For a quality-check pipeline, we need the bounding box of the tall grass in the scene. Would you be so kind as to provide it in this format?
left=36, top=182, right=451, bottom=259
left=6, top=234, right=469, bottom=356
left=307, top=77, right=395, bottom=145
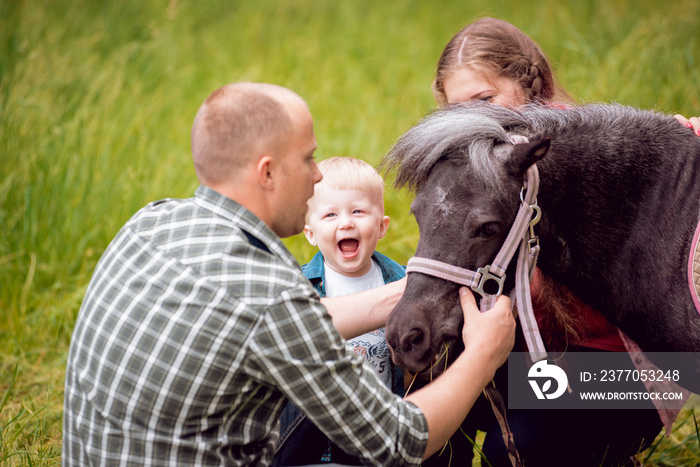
left=1, top=0, right=698, bottom=464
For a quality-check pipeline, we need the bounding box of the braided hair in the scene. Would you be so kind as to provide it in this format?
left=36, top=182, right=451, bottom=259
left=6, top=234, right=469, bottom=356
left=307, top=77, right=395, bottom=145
left=432, top=18, right=569, bottom=107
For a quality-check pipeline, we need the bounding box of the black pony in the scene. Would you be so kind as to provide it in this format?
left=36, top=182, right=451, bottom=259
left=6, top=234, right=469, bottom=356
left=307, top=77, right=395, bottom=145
left=382, top=102, right=700, bottom=391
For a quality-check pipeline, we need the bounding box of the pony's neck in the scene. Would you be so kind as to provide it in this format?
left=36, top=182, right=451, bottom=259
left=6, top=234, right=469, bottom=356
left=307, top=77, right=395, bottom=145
left=533, top=114, right=700, bottom=296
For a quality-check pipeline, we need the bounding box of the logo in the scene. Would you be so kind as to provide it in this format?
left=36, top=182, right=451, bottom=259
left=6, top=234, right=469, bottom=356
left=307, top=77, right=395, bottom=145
left=528, top=360, right=568, bottom=400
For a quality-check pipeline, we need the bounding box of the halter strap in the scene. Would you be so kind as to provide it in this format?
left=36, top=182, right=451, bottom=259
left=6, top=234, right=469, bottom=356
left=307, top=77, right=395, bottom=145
left=406, top=165, right=547, bottom=362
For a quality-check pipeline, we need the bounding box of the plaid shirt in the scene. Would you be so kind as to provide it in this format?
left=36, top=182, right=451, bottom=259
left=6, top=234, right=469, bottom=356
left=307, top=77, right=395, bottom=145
left=63, top=185, right=427, bottom=466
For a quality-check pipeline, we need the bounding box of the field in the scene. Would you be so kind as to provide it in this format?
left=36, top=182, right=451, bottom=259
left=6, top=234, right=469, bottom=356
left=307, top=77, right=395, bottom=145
left=1, top=0, right=699, bottom=464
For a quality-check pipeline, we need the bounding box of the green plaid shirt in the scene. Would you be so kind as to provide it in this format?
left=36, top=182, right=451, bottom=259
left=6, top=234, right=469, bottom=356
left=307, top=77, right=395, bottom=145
left=63, top=185, right=427, bottom=466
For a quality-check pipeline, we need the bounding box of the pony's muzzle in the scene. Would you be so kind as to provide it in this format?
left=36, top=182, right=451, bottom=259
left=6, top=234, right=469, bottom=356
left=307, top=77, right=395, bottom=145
left=387, top=321, right=433, bottom=373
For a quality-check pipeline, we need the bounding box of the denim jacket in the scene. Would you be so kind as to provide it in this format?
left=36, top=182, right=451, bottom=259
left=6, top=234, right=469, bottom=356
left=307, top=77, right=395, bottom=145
left=273, top=251, right=406, bottom=466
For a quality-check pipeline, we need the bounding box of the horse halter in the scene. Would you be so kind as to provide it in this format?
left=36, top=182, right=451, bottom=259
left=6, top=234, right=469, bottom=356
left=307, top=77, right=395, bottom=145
left=405, top=165, right=548, bottom=363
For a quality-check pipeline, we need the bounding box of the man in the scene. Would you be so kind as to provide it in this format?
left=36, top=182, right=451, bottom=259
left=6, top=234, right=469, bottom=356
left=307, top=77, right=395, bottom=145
left=63, top=82, right=515, bottom=466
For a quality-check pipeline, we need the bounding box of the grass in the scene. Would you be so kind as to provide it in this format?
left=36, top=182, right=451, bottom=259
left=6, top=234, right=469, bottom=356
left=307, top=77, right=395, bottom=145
left=1, top=0, right=699, bottom=464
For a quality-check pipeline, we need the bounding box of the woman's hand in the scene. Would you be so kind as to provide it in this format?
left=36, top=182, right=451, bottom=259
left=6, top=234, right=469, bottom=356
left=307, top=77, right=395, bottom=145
left=674, top=114, right=700, bottom=136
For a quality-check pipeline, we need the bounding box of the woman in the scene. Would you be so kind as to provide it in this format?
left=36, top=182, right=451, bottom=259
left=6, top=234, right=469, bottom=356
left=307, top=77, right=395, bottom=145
left=419, top=17, right=698, bottom=467
left=433, top=18, right=699, bottom=132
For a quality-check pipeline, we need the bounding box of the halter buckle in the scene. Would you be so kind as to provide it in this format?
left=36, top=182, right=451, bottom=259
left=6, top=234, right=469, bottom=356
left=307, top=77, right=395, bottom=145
left=471, top=266, right=505, bottom=298
left=529, top=205, right=541, bottom=238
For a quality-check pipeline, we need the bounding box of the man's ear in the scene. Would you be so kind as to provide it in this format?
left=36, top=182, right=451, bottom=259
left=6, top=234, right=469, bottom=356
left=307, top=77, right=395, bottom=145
left=303, top=225, right=317, bottom=245
left=256, top=155, right=275, bottom=189
left=378, top=216, right=390, bottom=239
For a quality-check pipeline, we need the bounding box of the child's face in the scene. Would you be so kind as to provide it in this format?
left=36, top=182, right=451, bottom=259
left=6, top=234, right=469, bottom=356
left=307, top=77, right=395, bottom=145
left=304, top=187, right=390, bottom=277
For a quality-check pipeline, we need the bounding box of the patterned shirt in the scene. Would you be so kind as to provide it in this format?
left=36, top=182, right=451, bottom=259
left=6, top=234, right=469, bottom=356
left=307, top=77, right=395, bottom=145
left=62, top=185, right=428, bottom=466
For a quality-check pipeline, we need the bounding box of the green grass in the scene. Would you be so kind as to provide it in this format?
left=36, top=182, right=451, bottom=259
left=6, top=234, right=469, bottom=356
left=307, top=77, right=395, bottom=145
left=1, top=0, right=699, bottom=464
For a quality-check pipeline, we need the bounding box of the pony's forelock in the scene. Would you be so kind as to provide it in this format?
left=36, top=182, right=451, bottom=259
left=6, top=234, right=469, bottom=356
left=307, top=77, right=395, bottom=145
left=381, top=104, right=518, bottom=192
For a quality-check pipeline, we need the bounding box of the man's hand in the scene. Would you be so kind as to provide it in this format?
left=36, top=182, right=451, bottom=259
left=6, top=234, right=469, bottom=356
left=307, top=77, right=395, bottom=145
left=459, top=287, right=515, bottom=369
left=408, top=288, right=515, bottom=460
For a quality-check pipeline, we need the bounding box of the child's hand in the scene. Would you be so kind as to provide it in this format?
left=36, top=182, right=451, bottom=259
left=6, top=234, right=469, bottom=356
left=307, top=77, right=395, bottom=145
left=674, top=114, right=700, bottom=136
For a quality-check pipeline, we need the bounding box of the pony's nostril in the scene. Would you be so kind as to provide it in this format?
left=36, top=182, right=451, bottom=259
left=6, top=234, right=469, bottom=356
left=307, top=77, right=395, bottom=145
left=402, top=327, right=427, bottom=352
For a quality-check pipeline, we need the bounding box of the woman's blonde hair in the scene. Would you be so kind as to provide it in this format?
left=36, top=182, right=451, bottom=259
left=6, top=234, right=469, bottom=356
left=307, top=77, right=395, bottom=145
left=432, top=18, right=569, bottom=107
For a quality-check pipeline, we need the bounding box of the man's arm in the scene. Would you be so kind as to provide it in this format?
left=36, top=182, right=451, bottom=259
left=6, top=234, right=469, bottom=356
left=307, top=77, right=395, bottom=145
left=260, top=281, right=512, bottom=465
left=322, top=280, right=514, bottom=459
left=404, top=288, right=515, bottom=460
left=321, top=277, right=406, bottom=339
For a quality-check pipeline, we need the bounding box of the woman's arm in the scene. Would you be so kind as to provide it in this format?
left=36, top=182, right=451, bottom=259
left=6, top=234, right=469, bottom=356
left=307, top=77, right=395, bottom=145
left=321, top=277, right=406, bottom=339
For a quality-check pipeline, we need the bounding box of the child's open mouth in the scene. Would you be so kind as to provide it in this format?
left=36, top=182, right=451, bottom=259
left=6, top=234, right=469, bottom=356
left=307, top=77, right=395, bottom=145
left=338, top=238, right=359, bottom=258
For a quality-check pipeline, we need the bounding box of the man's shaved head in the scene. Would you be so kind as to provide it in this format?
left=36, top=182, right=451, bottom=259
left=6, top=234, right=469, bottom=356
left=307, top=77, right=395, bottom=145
left=191, top=82, right=306, bottom=185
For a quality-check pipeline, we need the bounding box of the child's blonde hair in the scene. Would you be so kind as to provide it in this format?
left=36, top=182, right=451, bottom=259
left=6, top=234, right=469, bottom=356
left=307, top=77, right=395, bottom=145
left=313, top=157, right=385, bottom=205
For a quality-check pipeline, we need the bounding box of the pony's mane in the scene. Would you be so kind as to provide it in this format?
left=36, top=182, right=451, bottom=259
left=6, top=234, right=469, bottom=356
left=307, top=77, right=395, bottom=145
left=381, top=102, right=519, bottom=192
left=381, top=102, right=675, bottom=193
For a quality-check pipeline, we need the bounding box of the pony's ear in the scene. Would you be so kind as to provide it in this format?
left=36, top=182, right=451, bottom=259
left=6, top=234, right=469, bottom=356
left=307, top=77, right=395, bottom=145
left=506, top=137, right=551, bottom=177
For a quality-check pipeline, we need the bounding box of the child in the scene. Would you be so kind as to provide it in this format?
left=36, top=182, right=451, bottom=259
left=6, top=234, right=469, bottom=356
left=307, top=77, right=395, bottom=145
left=273, top=157, right=405, bottom=466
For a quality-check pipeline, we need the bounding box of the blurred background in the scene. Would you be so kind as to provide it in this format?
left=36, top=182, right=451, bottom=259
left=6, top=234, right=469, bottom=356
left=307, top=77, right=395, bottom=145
left=1, top=0, right=698, bottom=464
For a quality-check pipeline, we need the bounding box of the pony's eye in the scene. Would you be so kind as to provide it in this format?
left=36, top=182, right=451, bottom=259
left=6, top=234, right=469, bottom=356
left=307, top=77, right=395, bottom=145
left=478, top=222, right=501, bottom=238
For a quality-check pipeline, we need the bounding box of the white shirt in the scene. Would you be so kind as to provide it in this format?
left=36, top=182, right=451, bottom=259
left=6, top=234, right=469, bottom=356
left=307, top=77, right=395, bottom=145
left=324, top=260, right=393, bottom=388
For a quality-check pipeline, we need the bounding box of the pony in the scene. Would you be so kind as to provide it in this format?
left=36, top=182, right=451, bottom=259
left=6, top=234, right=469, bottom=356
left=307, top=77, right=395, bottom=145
left=381, top=102, right=700, bottom=393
